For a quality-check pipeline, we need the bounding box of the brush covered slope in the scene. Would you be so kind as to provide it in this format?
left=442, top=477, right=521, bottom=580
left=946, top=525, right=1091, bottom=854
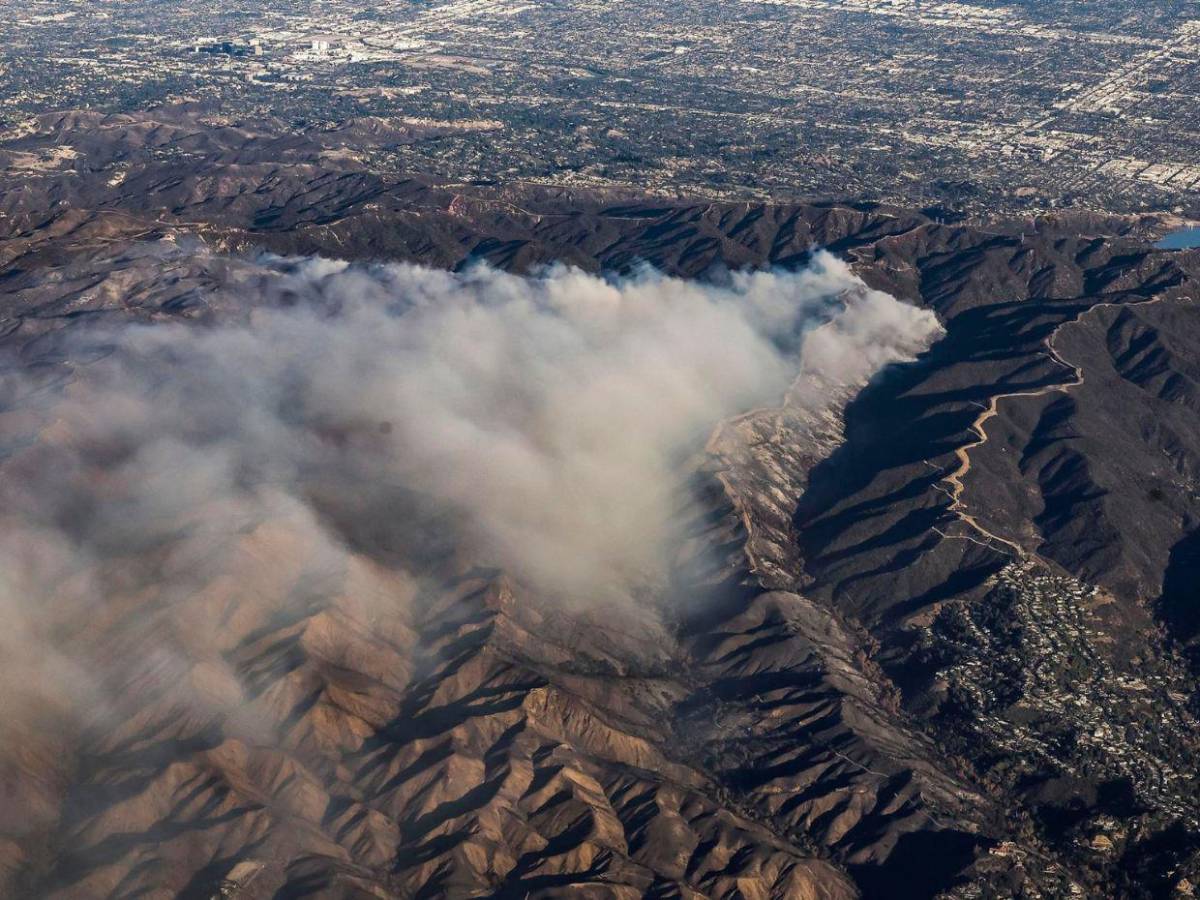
left=2, top=108, right=1200, bottom=900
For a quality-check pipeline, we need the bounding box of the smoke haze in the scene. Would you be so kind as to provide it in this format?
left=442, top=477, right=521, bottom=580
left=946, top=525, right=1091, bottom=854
left=0, top=250, right=941, bottom=721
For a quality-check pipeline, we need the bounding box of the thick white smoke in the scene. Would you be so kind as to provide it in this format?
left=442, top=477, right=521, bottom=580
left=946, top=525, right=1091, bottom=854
left=0, top=250, right=942, bottom=721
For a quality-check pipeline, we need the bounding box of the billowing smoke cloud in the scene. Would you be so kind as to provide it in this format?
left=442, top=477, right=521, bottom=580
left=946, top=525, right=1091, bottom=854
left=0, top=250, right=941, bottom=723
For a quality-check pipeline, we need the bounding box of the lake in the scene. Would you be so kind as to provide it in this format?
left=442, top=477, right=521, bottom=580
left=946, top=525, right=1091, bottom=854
left=1155, top=226, right=1200, bottom=249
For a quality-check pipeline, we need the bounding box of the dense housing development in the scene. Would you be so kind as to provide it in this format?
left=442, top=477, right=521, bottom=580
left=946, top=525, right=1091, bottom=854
left=4, top=2, right=1200, bottom=898
left=4, top=0, right=1200, bottom=217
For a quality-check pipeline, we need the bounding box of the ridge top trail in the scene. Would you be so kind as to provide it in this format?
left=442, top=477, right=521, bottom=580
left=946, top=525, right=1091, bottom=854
left=935, top=293, right=1169, bottom=560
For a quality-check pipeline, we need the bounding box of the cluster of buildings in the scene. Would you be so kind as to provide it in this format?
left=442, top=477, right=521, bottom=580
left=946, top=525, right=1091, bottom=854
left=3, top=0, right=1200, bottom=218
left=930, top=561, right=1199, bottom=833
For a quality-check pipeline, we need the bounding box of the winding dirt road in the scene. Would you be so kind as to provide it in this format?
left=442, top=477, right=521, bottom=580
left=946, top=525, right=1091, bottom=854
left=937, top=293, right=1167, bottom=556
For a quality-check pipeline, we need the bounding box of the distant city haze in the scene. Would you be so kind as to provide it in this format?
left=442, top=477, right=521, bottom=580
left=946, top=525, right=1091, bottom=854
left=3, top=0, right=1200, bottom=217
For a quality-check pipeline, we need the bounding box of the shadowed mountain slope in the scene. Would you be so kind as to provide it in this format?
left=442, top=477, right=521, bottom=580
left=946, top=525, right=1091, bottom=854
left=2, top=107, right=1200, bottom=899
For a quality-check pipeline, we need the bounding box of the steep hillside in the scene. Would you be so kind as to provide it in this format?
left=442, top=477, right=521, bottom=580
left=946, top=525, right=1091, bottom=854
left=2, top=108, right=1200, bottom=899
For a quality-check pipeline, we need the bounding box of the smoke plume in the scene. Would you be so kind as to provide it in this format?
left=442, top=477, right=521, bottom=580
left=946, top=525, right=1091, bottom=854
left=0, top=250, right=941, bottom=721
